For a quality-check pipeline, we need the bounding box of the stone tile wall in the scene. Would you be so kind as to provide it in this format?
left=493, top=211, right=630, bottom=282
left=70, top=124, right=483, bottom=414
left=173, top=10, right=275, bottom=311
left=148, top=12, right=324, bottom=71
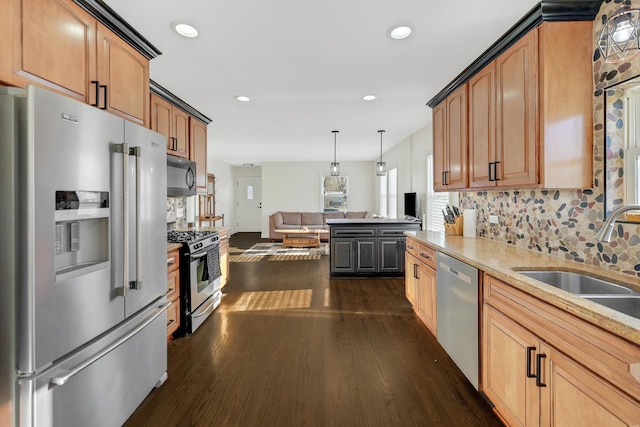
left=459, top=0, right=640, bottom=277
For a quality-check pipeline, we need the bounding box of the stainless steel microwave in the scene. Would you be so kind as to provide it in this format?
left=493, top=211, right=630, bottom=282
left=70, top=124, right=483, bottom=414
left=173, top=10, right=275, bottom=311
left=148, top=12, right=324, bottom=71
left=167, top=154, right=196, bottom=196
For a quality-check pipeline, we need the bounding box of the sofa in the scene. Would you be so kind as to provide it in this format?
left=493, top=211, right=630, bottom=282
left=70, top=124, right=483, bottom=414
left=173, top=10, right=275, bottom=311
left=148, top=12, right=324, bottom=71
left=269, top=211, right=372, bottom=242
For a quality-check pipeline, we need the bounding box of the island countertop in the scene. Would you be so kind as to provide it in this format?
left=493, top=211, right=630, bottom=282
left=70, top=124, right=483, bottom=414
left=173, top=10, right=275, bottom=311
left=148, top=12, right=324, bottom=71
left=326, top=218, right=422, bottom=225
left=406, top=231, right=640, bottom=345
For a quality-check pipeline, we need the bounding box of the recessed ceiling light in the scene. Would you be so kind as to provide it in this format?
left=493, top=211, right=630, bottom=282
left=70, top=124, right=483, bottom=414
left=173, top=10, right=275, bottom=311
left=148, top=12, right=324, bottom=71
left=363, top=95, right=377, bottom=101
left=389, top=25, right=412, bottom=40
left=174, top=23, right=199, bottom=38
left=236, top=96, right=251, bottom=102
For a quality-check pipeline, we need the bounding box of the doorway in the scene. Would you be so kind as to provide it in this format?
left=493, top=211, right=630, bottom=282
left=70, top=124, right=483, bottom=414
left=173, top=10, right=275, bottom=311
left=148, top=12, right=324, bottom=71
left=236, top=176, right=262, bottom=232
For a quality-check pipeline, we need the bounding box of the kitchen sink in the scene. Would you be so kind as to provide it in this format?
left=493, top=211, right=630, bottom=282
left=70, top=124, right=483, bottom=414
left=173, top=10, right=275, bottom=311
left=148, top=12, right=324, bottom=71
left=516, top=270, right=633, bottom=295
left=583, top=296, right=640, bottom=319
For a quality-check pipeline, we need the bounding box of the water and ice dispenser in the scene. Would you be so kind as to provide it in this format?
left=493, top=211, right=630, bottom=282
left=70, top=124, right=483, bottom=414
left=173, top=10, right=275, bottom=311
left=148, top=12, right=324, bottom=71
left=54, top=191, right=110, bottom=282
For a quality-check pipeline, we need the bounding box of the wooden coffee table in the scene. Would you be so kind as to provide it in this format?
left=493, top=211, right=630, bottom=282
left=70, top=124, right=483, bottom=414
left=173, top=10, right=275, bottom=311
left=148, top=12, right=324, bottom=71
left=275, top=228, right=329, bottom=248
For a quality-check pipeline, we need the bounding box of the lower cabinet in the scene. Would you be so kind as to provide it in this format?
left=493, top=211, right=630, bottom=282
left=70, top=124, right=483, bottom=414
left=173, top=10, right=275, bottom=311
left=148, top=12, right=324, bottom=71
left=405, top=237, right=437, bottom=335
left=330, top=238, right=377, bottom=274
left=483, top=275, right=640, bottom=426
left=328, top=223, right=419, bottom=277
left=379, top=237, right=405, bottom=273
left=166, top=248, right=181, bottom=340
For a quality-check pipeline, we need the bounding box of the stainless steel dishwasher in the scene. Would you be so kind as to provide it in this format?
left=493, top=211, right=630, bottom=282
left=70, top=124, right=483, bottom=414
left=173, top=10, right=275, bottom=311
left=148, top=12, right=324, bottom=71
left=436, top=251, right=479, bottom=390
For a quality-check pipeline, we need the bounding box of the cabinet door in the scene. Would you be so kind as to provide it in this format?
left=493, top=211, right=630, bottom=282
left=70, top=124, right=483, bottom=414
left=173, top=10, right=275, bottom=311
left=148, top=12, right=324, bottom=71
left=432, top=102, right=447, bottom=191
left=495, top=29, right=538, bottom=187
left=539, top=343, right=640, bottom=427
left=190, top=118, right=208, bottom=192
left=469, top=63, right=496, bottom=188
left=405, top=253, right=417, bottom=306
left=10, top=0, right=97, bottom=102
left=96, top=24, right=149, bottom=125
left=150, top=94, right=173, bottom=150
left=483, top=305, right=540, bottom=427
left=331, top=239, right=354, bottom=273
left=378, top=238, right=403, bottom=273
left=172, top=108, right=190, bottom=159
left=354, top=239, right=377, bottom=273
left=445, top=85, right=468, bottom=189
left=416, top=262, right=437, bottom=336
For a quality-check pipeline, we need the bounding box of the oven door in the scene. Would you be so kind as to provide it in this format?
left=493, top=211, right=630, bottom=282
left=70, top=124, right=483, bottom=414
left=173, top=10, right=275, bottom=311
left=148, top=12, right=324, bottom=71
left=189, top=249, right=215, bottom=310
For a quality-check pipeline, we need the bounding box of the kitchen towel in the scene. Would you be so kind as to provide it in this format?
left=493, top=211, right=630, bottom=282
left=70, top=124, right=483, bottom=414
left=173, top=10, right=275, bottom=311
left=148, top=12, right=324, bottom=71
left=463, top=209, right=477, bottom=238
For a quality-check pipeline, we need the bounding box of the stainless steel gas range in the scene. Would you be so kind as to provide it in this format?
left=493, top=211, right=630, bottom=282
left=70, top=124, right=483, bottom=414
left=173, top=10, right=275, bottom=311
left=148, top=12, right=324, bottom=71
left=167, top=230, right=222, bottom=334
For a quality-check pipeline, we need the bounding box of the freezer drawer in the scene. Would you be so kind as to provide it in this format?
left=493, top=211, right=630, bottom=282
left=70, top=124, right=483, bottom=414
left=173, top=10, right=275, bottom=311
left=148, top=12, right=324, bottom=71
left=18, top=302, right=169, bottom=427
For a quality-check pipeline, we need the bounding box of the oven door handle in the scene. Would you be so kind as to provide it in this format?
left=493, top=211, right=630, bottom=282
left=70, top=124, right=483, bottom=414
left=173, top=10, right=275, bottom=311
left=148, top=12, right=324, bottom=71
left=191, top=251, right=208, bottom=259
left=192, top=298, right=216, bottom=318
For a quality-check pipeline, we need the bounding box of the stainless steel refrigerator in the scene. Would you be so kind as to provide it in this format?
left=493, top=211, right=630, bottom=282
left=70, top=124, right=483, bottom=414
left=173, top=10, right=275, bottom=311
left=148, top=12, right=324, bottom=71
left=0, top=85, right=169, bottom=427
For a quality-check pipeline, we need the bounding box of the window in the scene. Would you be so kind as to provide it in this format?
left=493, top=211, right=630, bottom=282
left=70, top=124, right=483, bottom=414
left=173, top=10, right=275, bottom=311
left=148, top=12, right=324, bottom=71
left=378, top=168, right=397, bottom=218
left=388, top=168, right=397, bottom=219
left=379, top=174, right=388, bottom=217
left=426, top=154, right=455, bottom=232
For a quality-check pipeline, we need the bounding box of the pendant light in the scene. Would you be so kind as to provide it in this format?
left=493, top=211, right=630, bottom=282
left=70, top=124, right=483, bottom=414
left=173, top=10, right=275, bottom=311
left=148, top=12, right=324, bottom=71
left=330, top=130, right=340, bottom=176
left=376, top=130, right=386, bottom=176
left=598, top=1, right=640, bottom=63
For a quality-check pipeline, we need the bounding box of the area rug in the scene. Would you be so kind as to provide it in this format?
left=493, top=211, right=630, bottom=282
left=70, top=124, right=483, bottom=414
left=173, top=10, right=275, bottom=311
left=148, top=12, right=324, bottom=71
left=231, top=242, right=329, bottom=262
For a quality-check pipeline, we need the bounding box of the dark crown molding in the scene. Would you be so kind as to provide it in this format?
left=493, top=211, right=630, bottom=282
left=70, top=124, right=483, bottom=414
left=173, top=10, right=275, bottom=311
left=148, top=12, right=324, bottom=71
left=150, top=80, right=213, bottom=125
left=426, top=0, right=603, bottom=108
left=73, top=0, right=162, bottom=60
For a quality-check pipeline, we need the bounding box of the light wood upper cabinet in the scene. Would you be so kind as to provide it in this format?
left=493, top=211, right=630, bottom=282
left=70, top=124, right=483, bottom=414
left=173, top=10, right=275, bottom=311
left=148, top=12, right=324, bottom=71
left=434, top=21, right=593, bottom=191
left=151, top=94, right=190, bottom=159
left=495, top=29, right=538, bottom=187
left=173, top=108, right=190, bottom=158
left=433, top=85, right=467, bottom=191
left=469, top=63, right=495, bottom=188
left=5, top=0, right=96, bottom=102
left=96, top=24, right=149, bottom=125
left=3, top=0, right=151, bottom=125
left=432, top=102, right=446, bottom=190
left=190, top=118, right=208, bottom=193
left=150, top=94, right=172, bottom=142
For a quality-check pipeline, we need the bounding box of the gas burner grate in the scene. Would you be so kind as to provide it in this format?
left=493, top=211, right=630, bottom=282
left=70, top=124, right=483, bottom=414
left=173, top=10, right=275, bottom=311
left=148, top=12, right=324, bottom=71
left=167, top=230, right=217, bottom=243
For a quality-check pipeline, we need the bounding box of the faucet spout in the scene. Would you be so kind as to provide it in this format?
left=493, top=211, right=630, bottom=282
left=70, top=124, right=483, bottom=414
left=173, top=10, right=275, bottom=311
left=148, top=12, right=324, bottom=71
left=595, top=204, right=640, bottom=242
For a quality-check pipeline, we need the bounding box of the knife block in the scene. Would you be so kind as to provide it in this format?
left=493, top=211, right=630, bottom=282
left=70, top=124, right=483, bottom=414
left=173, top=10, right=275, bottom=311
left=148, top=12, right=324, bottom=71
left=444, top=216, right=463, bottom=236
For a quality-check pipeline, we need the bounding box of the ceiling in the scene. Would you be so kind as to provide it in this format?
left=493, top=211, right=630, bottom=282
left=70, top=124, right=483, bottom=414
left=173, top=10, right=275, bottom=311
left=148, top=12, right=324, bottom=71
left=104, top=0, right=540, bottom=166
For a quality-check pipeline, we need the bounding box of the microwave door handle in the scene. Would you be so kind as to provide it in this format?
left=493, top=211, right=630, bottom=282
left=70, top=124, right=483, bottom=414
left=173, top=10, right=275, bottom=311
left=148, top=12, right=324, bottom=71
left=129, top=146, right=142, bottom=290
left=186, top=166, right=195, bottom=190
left=114, top=144, right=129, bottom=297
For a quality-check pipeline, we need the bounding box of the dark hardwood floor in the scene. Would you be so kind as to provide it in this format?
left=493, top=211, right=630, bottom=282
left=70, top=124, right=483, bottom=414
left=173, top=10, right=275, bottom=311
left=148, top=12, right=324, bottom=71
left=125, top=232, right=502, bottom=426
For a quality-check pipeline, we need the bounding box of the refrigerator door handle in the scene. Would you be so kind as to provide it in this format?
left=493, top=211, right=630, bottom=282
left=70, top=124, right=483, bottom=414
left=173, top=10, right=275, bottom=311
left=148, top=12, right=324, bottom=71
left=114, top=143, right=129, bottom=297
left=129, top=146, right=142, bottom=291
left=49, top=302, right=171, bottom=387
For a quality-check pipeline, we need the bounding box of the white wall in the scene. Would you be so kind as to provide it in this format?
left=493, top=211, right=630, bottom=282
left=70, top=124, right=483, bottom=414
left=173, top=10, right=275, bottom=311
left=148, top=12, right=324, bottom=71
left=261, top=161, right=375, bottom=238
left=374, top=123, right=433, bottom=218
left=207, top=157, right=237, bottom=234
left=208, top=124, right=432, bottom=237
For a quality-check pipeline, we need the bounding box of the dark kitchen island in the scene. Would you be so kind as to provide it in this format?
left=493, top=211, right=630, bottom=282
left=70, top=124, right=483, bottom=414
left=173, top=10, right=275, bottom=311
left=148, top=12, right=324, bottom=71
left=326, top=218, right=421, bottom=277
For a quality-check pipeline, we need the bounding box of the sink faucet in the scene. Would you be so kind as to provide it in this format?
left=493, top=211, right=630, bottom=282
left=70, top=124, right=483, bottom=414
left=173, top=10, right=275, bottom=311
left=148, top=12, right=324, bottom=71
left=595, top=204, right=640, bottom=242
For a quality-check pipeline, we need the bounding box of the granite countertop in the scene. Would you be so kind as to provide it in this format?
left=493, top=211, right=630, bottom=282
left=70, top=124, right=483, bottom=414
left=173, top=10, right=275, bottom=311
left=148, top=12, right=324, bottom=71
left=326, top=218, right=422, bottom=225
left=175, top=226, right=230, bottom=233
left=406, top=231, right=640, bottom=345
left=167, top=242, right=182, bottom=252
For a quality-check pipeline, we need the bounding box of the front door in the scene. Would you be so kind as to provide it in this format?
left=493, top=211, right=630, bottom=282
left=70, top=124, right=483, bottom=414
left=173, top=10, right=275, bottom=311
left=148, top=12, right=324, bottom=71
left=236, top=176, right=262, bottom=232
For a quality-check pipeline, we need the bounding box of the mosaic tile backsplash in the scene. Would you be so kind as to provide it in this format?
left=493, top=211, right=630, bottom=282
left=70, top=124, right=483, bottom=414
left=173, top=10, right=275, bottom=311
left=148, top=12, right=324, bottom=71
left=459, top=0, right=640, bottom=277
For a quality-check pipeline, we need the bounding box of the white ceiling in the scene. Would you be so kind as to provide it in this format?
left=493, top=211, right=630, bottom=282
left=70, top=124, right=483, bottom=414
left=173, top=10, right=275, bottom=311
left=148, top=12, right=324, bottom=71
left=104, top=0, right=540, bottom=166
